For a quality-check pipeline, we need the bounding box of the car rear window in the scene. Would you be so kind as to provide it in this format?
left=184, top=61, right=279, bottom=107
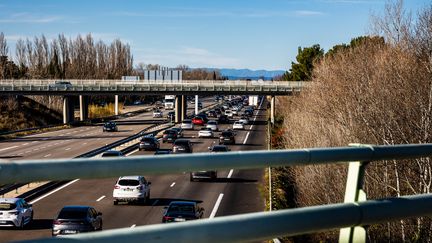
left=118, top=179, right=140, bottom=186
left=212, top=146, right=228, bottom=152
left=168, top=205, right=194, bottom=213
left=222, top=132, right=232, bottom=136
left=174, top=140, right=189, bottom=146
left=0, top=203, right=16, bottom=210
left=142, top=137, right=154, bottom=142
left=58, top=209, right=88, bottom=219
left=183, top=120, right=191, bottom=124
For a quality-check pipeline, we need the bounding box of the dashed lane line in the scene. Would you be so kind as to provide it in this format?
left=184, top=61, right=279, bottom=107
left=96, top=196, right=106, bottom=202
left=210, top=193, right=224, bottom=219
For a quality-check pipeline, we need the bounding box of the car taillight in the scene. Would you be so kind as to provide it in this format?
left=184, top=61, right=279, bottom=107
left=163, top=134, right=167, bottom=137
left=163, top=216, right=173, bottom=221
left=53, top=220, right=62, bottom=225
left=114, top=185, right=120, bottom=189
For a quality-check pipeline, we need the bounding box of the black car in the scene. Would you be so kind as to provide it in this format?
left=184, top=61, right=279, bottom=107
left=52, top=206, right=102, bottom=236
left=206, top=110, right=217, bottom=118
left=167, top=111, right=175, bottom=120
left=139, top=136, right=160, bottom=151
left=101, top=150, right=124, bottom=157
left=162, top=201, right=204, bottom=223
left=171, top=127, right=184, bottom=138
left=154, top=149, right=172, bottom=155
left=219, top=130, right=236, bottom=145
left=103, top=121, right=118, bottom=132
left=190, top=145, right=230, bottom=181
left=172, top=139, right=193, bottom=153
left=162, top=129, right=179, bottom=143
left=244, top=109, right=253, bottom=117
left=218, top=115, right=230, bottom=124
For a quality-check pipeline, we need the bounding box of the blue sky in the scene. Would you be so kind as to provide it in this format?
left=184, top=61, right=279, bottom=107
left=0, top=0, right=429, bottom=70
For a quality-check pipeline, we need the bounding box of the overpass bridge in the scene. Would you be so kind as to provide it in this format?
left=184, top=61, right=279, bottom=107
left=0, top=79, right=305, bottom=124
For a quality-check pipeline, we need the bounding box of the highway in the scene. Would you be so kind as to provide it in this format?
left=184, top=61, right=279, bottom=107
left=0, top=97, right=267, bottom=242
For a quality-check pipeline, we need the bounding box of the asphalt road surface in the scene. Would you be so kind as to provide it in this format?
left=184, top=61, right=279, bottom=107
left=0, top=97, right=267, bottom=242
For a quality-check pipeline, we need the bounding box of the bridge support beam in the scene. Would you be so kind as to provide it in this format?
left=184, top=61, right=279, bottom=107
left=270, top=96, right=275, bottom=125
left=181, top=95, right=187, bottom=121
left=175, top=95, right=181, bottom=123
left=62, top=96, right=74, bottom=124
left=114, top=95, right=119, bottom=116
left=79, top=95, right=89, bottom=121
left=195, top=95, right=199, bottom=115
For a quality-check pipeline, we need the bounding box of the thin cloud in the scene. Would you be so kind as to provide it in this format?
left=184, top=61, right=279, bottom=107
left=294, top=10, right=325, bottom=16
left=0, top=13, right=62, bottom=23
left=320, top=0, right=383, bottom=4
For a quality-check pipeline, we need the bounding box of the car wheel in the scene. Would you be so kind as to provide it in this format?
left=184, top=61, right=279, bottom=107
left=190, top=174, right=195, bottom=182
left=146, top=191, right=151, bottom=201
left=113, top=200, right=118, bottom=205
left=18, top=218, right=24, bottom=229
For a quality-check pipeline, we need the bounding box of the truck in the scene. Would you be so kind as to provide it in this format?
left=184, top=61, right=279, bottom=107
left=248, top=95, right=258, bottom=107
left=164, top=95, right=175, bottom=110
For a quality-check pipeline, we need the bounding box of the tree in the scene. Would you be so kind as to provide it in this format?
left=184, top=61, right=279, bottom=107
left=282, top=44, right=324, bottom=81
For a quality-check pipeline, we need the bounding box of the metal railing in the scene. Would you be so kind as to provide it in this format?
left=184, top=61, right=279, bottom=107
left=2, top=143, right=432, bottom=242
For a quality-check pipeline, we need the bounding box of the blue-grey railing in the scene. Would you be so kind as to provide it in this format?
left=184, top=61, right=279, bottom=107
left=2, top=143, right=431, bottom=242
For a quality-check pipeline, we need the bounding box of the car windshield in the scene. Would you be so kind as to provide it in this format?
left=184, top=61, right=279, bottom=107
left=0, top=203, right=16, bottom=210
left=118, top=179, right=140, bottom=186
left=222, top=132, right=232, bottom=136
left=208, top=121, right=216, bottom=125
left=58, top=209, right=88, bottom=219
left=168, top=205, right=195, bottom=214
left=164, top=130, right=176, bottom=134
left=142, top=138, right=154, bottom=142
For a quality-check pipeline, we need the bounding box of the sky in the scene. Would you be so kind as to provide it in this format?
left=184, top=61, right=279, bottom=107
left=0, top=0, right=429, bottom=70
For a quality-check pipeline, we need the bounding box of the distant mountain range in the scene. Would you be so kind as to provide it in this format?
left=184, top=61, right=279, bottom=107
left=202, top=68, right=285, bottom=80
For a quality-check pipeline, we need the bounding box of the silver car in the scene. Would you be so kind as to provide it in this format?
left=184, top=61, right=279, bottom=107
left=0, top=198, right=33, bottom=228
left=52, top=206, right=102, bottom=236
left=181, top=119, right=194, bottom=130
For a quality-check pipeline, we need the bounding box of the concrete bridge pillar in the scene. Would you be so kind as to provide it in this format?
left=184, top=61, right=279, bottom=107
left=270, top=95, right=275, bottom=125
left=195, top=95, right=199, bottom=115
left=115, top=95, right=119, bottom=116
left=175, top=95, right=182, bottom=123
left=63, top=96, right=75, bottom=124
left=181, top=95, right=187, bottom=121
left=79, top=95, right=89, bottom=121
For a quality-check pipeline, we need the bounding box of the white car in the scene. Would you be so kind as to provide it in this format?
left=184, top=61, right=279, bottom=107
left=225, top=110, right=234, bottom=118
left=153, top=110, right=163, bottom=118
left=181, top=119, right=194, bottom=130
left=206, top=120, right=219, bottom=131
left=233, top=121, right=245, bottom=130
left=0, top=198, right=33, bottom=228
left=239, top=116, right=249, bottom=125
left=113, top=176, right=151, bottom=205
left=198, top=127, right=214, bottom=138
left=231, top=109, right=238, bottom=115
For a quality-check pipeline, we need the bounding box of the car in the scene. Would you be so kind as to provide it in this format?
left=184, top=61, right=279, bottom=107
left=101, top=150, right=124, bottom=157
left=49, top=81, right=72, bottom=89
left=198, top=127, right=214, bottom=138
left=214, top=108, right=222, bottom=116
left=153, top=109, right=163, bottom=118
left=154, top=150, right=172, bottom=155
left=52, top=206, right=102, bottom=236
left=225, top=110, right=234, bottom=118
left=162, top=129, right=179, bottom=143
left=218, top=115, right=230, bottom=124
left=239, top=116, right=249, bottom=125
left=190, top=145, right=230, bottom=181
left=209, top=144, right=230, bottom=152
left=181, top=119, right=194, bottom=130
left=139, top=136, right=160, bottom=151
left=167, top=111, right=175, bottom=121
left=206, top=120, right=219, bottom=131
left=113, top=175, right=151, bottom=205
left=162, top=201, right=204, bottom=223
left=192, top=116, right=205, bottom=126
left=198, top=102, right=203, bottom=109
left=244, top=109, right=253, bottom=117
left=103, top=121, right=118, bottom=132
left=0, top=198, right=33, bottom=228
left=172, top=139, right=193, bottom=153
left=171, top=127, right=184, bottom=138
left=206, top=110, right=217, bottom=118
left=219, top=130, right=236, bottom=145
left=233, top=121, right=245, bottom=130
left=195, top=113, right=209, bottom=123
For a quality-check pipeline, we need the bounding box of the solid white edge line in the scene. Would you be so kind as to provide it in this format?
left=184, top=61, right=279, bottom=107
left=0, top=146, right=19, bottom=152
left=170, top=182, right=176, bottom=187
left=96, top=195, right=106, bottom=202
left=30, top=179, right=80, bottom=204
left=227, top=169, right=234, bottom=178
left=125, top=149, right=139, bottom=156
left=209, top=193, right=224, bottom=219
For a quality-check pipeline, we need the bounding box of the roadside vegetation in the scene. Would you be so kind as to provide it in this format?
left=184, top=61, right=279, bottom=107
left=88, top=103, right=124, bottom=119
left=271, top=1, right=432, bottom=241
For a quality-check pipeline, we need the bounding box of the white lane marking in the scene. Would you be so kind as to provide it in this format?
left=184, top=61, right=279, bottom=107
left=22, top=143, right=29, bottom=146
left=0, top=146, right=18, bottom=152
left=41, top=138, right=48, bottom=140
left=44, top=154, right=51, bottom=158
left=131, top=224, right=136, bottom=228
left=170, top=182, right=176, bottom=187
left=210, top=193, right=224, bottom=219
left=30, top=179, right=80, bottom=204
left=243, top=132, right=250, bottom=144
left=152, top=199, right=159, bottom=206
left=96, top=195, right=106, bottom=202
left=17, top=153, right=23, bottom=155
left=227, top=169, right=234, bottom=178
left=31, top=141, right=38, bottom=143
left=65, top=148, right=71, bottom=151
left=125, top=149, right=139, bottom=156
left=83, top=142, right=87, bottom=145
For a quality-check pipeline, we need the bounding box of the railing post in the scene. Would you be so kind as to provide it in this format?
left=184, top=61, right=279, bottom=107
left=339, top=143, right=370, bottom=243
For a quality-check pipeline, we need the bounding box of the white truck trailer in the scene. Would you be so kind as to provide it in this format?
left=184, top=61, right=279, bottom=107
left=164, top=95, right=175, bottom=110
